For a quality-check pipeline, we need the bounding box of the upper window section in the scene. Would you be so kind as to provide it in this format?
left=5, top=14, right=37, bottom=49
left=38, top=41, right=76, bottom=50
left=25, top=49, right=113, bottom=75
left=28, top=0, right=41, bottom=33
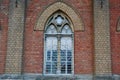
left=55, top=15, right=64, bottom=25
left=46, top=25, right=57, bottom=34
left=61, top=25, right=72, bottom=34
left=45, top=12, right=72, bottom=34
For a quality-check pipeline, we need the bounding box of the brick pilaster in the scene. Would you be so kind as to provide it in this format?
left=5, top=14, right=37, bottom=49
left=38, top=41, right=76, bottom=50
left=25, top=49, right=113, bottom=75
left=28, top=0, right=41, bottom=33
left=5, top=0, right=25, bottom=74
left=94, top=0, right=112, bottom=75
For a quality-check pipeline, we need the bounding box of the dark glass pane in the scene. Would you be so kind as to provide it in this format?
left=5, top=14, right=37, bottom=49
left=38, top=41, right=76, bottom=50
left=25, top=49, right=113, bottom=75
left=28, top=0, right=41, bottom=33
left=67, top=57, right=71, bottom=61
left=61, top=57, right=66, bottom=61
left=46, top=62, right=51, bottom=73
left=67, top=50, right=72, bottom=61
left=61, top=50, right=66, bottom=61
left=67, top=62, right=72, bottom=74
left=46, top=62, right=51, bottom=69
left=67, top=50, right=72, bottom=56
left=52, top=62, right=57, bottom=74
left=46, top=69, right=51, bottom=74
left=61, top=62, right=66, bottom=74
left=53, top=50, right=57, bottom=56
left=61, top=50, right=66, bottom=56
left=47, top=51, right=51, bottom=61
left=52, top=50, right=57, bottom=61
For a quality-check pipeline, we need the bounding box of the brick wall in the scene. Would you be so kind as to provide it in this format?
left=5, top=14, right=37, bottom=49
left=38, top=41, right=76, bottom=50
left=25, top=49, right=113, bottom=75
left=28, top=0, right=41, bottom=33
left=110, top=0, right=120, bottom=75
left=1, top=0, right=120, bottom=79
left=0, top=0, right=9, bottom=74
left=24, top=0, right=94, bottom=74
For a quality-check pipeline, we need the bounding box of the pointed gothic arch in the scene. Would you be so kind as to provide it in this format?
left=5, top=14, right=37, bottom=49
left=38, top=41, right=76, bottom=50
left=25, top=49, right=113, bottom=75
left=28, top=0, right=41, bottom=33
left=34, top=2, right=84, bottom=31
left=117, top=17, right=120, bottom=32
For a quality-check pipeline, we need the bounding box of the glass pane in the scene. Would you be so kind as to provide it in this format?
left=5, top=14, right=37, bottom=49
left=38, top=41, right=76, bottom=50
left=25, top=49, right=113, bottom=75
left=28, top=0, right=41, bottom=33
left=46, top=62, right=51, bottom=74
left=46, top=37, right=57, bottom=50
left=55, top=15, right=63, bottom=25
left=61, top=62, right=66, bottom=74
left=67, top=50, right=72, bottom=56
left=46, top=25, right=57, bottom=34
left=67, top=62, right=72, bottom=74
left=61, top=37, right=72, bottom=50
left=47, top=51, right=51, bottom=61
left=61, top=50, right=66, bottom=61
left=52, top=62, right=57, bottom=74
left=61, top=25, right=72, bottom=34
left=67, top=50, right=72, bottom=61
left=52, top=50, right=57, bottom=61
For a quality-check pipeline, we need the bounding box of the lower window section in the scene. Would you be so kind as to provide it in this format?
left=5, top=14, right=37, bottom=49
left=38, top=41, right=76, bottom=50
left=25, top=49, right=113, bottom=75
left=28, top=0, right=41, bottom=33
left=46, top=62, right=72, bottom=74
left=46, top=62, right=57, bottom=74
left=61, top=62, right=72, bottom=74
left=45, top=50, right=72, bottom=74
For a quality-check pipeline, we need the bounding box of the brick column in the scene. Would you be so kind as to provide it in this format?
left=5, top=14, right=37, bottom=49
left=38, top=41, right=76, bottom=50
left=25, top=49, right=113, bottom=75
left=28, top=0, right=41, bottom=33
left=94, top=0, right=112, bottom=79
left=5, top=0, right=25, bottom=74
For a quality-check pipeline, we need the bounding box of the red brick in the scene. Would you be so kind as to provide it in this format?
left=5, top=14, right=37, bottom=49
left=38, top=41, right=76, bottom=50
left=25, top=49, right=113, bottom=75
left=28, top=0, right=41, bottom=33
left=0, top=0, right=9, bottom=74
left=110, top=0, right=120, bottom=74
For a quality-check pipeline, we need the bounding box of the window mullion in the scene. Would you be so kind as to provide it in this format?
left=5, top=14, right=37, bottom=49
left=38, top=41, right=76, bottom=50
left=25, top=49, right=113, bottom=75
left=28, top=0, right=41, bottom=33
left=57, top=34, right=61, bottom=74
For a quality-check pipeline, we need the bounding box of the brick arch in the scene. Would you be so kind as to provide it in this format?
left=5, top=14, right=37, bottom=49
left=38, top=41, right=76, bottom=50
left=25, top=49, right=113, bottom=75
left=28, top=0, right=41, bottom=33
left=34, top=2, right=84, bottom=31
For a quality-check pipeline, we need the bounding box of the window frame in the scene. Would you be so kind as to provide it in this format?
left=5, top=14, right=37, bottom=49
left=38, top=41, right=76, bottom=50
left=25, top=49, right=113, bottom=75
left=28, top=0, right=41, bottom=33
left=43, top=12, right=74, bottom=75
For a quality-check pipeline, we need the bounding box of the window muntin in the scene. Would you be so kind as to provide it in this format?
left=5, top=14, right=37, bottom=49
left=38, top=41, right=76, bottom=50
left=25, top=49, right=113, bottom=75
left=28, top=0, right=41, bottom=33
left=44, top=12, right=73, bottom=75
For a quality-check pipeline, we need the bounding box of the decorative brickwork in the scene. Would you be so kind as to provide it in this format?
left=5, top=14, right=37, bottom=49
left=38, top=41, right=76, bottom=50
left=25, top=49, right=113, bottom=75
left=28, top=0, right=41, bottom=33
left=5, top=0, right=25, bottom=74
left=94, top=0, right=112, bottom=75
left=34, top=2, right=84, bottom=31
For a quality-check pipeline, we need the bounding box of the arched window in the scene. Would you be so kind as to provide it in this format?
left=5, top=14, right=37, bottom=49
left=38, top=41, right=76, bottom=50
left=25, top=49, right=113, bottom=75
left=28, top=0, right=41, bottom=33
left=117, top=17, right=120, bottom=32
left=44, top=12, right=74, bottom=75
